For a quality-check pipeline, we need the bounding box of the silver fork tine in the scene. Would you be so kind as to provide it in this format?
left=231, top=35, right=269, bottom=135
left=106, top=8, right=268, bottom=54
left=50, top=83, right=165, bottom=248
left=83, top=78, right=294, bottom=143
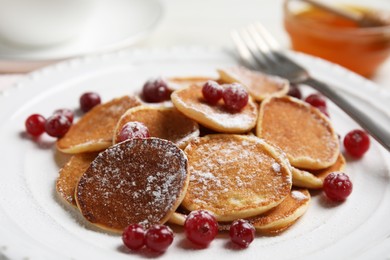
left=253, top=22, right=281, bottom=51
left=231, top=30, right=257, bottom=70
left=239, top=28, right=269, bottom=67
left=247, top=24, right=278, bottom=63
left=232, top=29, right=269, bottom=71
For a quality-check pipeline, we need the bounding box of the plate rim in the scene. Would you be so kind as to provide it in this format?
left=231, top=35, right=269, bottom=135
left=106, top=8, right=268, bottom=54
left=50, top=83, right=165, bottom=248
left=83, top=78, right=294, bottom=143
left=0, top=46, right=389, bottom=260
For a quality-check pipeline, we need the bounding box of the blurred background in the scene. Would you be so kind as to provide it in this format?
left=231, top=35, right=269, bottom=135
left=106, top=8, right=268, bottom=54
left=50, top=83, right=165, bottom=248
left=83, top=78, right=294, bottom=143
left=0, top=0, right=389, bottom=86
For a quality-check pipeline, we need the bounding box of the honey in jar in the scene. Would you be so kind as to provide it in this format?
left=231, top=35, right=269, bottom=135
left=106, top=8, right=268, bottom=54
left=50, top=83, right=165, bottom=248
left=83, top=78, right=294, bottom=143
left=284, top=1, right=390, bottom=77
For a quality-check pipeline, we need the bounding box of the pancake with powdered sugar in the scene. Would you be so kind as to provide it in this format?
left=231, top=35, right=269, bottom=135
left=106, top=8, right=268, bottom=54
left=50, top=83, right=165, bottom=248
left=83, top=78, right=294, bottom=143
left=75, top=138, right=189, bottom=233
left=218, top=66, right=289, bottom=101
left=169, top=189, right=310, bottom=235
left=171, top=85, right=258, bottom=134
left=182, top=134, right=292, bottom=222
left=56, top=152, right=99, bottom=207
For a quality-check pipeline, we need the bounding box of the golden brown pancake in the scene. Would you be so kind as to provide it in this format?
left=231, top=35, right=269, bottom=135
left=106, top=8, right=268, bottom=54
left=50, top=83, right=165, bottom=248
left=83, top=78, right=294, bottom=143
left=257, top=96, right=339, bottom=170
left=218, top=66, right=289, bottom=101
left=168, top=210, right=245, bottom=232
left=168, top=206, right=190, bottom=226
left=292, top=153, right=347, bottom=189
left=291, top=167, right=323, bottom=189
left=182, top=134, right=292, bottom=221
left=113, top=106, right=199, bottom=148
left=249, top=189, right=310, bottom=234
left=312, top=153, right=346, bottom=181
left=170, top=189, right=310, bottom=235
left=75, top=138, right=189, bottom=233
left=57, top=96, right=141, bottom=154
left=56, top=152, right=99, bottom=207
left=171, top=85, right=258, bottom=133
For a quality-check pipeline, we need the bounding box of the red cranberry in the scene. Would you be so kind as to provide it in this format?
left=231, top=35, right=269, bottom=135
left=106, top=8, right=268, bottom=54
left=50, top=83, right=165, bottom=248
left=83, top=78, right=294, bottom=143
left=144, top=225, right=174, bottom=252
left=287, top=84, right=302, bottom=99
left=202, top=80, right=223, bottom=105
left=229, top=219, right=255, bottom=248
left=118, top=122, right=150, bottom=142
left=80, top=92, right=101, bottom=112
left=142, top=77, right=171, bottom=103
left=323, top=172, right=353, bottom=201
left=222, top=83, right=249, bottom=112
left=316, top=105, right=329, bottom=117
left=122, top=224, right=146, bottom=250
left=343, top=129, right=370, bottom=158
left=54, top=108, right=74, bottom=123
left=25, top=114, right=46, bottom=137
left=45, top=114, right=71, bottom=138
left=305, top=93, right=326, bottom=108
left=184, top=210, right=218, bottom=247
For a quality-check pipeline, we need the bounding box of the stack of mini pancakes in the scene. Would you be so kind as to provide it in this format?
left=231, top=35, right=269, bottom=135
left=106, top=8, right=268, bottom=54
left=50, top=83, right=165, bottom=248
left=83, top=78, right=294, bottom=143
left=56, top=66, right=343, bottom=235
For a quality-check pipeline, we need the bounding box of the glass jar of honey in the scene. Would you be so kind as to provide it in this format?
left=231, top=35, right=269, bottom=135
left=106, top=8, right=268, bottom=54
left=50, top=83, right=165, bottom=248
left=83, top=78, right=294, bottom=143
left=283, top=0, right=390, bottom=77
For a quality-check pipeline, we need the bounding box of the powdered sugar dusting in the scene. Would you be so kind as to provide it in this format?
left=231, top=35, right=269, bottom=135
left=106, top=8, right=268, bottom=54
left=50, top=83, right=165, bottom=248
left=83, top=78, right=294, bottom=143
left=184, top=135, right=292, bottom=214
left=291, top=190, right=308, bottom=201
left=272, top=162, right=281, bottom=173
left=77, top=138, right=188, bottom=230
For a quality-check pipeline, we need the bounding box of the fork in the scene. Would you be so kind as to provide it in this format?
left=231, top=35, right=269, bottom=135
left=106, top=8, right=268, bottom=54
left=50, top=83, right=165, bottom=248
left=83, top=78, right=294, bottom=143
left=231, top=22, right=390, bottom=152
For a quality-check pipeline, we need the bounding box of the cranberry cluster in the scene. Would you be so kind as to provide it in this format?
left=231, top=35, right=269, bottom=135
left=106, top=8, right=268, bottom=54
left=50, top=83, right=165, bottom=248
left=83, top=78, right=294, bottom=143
left=25, top=110, right=73, bottom=138
left=184, top=210, right=255, bottom=248
left=202, top=81, right=249, bottom=112
left=122, top=224, right=174, bottom=253
left=24, top=92, right=101, bottom=138
left=122, top=210, right=256, bottom=253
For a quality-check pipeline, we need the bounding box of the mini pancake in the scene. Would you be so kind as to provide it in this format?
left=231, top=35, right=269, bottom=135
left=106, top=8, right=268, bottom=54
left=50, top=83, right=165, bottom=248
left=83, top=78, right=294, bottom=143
left=312, top=153, right=346, bottom=180
left=169, top=210, right=236, bottom=232
left=257, top=96, right=339, bottom=170
left=171, top=85, right=258, bottom=133
left=292, top=153, right=346, bottom=189
left=248, top=189, right=310, bottom=234
left=56, top=152, right=99, bottom=207
left=182, top=134, right=292, bottom=222
left=291, top=167, right=323, bottom=189
left=57, top=96, right=141, bottom=154
left=168, top=206, right=190, bottom=226
left=170, top=189, right=310, bottom=235
left=113, top=106, right=199, bottom=149
left=167, top=76, right=215, bottom=91
left=218, top=66, right=289, bottom=101
left=168, top=208, right=238, bottom=232
left=75, top=138, right=189, bottom=233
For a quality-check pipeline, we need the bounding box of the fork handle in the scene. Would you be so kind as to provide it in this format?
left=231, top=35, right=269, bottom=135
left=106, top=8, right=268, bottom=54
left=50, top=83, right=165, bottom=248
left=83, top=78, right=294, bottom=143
left=302, top=77, right=390, bottom=152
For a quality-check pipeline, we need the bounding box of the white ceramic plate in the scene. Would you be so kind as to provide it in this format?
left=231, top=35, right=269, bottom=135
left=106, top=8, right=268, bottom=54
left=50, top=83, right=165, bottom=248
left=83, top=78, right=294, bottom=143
left=0, top=48, right=389, bottom=260
left=0, top=0, right=162, bottom=72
